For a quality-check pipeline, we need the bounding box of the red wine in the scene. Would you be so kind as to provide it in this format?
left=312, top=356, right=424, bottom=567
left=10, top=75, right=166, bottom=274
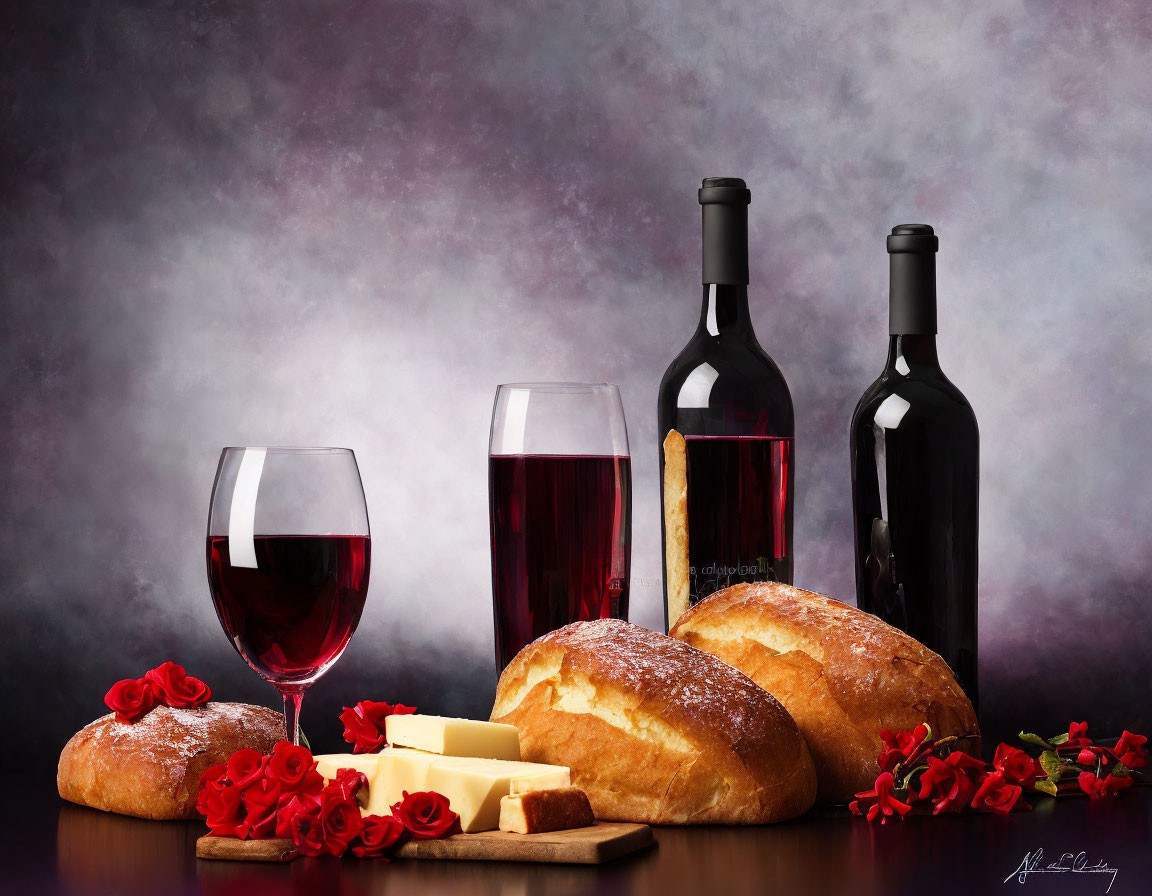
left=684, top=436, right=793, bottom=602
left=489, top=454, right=631, bottom=670
left=658, top=178, right=794, bottom=627
left=206, top=535, right=371, bottom=684
left=851, top=225, right=978, bottom=705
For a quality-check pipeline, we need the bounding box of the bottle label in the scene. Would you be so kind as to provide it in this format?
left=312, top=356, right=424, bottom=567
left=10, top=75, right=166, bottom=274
left=690, top=558, right=784, bottom=605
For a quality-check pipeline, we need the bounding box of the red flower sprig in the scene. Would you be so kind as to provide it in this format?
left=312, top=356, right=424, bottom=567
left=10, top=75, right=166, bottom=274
left=339, top=700, right=417, bottom=754
left=104, top=662, right=211, bottom=722
left=196, top=738, right=459, bottom=859
left=1022, top=721, right=1147, bottom=798
left=852, top=721, right=1146, bottom=823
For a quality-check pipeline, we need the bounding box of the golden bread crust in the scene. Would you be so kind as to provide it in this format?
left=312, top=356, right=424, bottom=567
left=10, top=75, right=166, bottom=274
left=670, top=583, right=979, bottom=802
left=490, top=618, right=816, bottom=824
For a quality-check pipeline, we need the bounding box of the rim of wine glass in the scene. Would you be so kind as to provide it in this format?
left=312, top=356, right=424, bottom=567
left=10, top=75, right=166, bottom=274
left=220, top=446, right=357, bottom=454
left=496, top=382, right=619, bottom=393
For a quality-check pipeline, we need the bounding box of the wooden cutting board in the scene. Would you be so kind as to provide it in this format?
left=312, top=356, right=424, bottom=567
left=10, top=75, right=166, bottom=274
left=197, top=822, right=654, bottom=865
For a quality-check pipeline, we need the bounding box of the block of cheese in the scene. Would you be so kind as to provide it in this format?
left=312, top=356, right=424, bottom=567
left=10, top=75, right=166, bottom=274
left=384, top=714, right=521, bottom=761
left=425, top=757, right=571, bottom=832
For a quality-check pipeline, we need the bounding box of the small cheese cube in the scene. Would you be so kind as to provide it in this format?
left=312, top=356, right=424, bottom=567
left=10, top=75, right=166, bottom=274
left=384, top=714, right=521, bottom=761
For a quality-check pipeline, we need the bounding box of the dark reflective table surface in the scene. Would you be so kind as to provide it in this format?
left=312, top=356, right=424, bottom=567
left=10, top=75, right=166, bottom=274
left=6, top=777, right=1150, bottom=895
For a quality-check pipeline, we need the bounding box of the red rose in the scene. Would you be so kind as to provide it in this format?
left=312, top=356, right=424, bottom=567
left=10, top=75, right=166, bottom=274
left=993, top=743, right=1039, bottom=789
left=104, top=677, right=159, bottom=723
left=877, top=724, right=931, bottom=773
left=970, top=771, right=1027, bottom=814
left=1080, top=771, right=1135, bottom=798
left=144, top=661, right=211, bottom=708
left=391, top=790, right=460, bottom=839
left=332, top=767, right=371, bottom=807
left=275, top=790, right=321, bottom=839
left=317, top=789, right=364, bottom=856
left=197, top=779, right=246, bottom=837
left=1077, top=747, right=1100, bottom=766
left=1066, top=721, right=1092, bottom=748
left=238, top=778, right=281, bottom=839
left=1114, top=730, right=1147, bottom=769
left=292, top=811, right=326, bottom=857
left=267, top=741, right=323, bottom=795
left=340, top=701, right=418, bottom=754
left=917, top=753, right=983, bottom=814
left=850, top=772, right=913, bottom=824
left=351, top=814, right=406, bottom=858
left=1102, top=775, right=1134, bottom=796
left=225, top=749, right=267, bottom=791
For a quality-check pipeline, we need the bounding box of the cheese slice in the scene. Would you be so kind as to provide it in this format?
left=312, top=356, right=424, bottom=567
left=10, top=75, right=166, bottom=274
left=509, top=766, right=572, bottom=794
left=384, top=714, right=521, bottom=760
left=313, top=753, right=381, bottom=783
left=425, top=757, right=571, bottom=832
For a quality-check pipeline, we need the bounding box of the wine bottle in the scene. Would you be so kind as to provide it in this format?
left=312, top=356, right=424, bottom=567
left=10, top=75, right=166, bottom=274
left=850, top=224, right=979, bottom=705
left=657, top=177, right=795, bottom=631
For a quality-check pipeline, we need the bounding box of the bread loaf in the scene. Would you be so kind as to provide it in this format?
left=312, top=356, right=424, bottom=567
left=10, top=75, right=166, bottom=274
left=58, top=703, right=284, bottom=819
left=670, top=583, right=979, bottom=803
left=490, top=618, right=816, bottom=824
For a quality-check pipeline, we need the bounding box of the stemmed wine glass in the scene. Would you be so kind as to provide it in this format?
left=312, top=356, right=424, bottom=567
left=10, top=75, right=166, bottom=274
left=207, top=447, right=371, bottom=744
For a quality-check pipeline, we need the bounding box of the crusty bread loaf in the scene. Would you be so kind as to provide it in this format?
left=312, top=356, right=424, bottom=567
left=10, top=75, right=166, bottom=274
left=58, top=703, right=284, bottom=819
left=669, top=583, right=979, bottom=803
left=490, top=618, right=817, bottom=824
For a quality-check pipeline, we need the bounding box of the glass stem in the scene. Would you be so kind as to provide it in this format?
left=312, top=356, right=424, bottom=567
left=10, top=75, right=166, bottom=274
left=281, top=689, right=304, bottom=745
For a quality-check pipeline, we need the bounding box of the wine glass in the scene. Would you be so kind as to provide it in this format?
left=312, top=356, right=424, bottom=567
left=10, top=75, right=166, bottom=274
left=206, top=447, right=371, bottom=744
left=488, top=383, right=631, bottom=671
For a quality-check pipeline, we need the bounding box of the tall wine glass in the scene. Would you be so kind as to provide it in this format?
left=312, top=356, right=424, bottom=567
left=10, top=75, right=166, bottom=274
left=207, top=447, right=371, bottom=744
left=488, top=383, right=631, bottom=671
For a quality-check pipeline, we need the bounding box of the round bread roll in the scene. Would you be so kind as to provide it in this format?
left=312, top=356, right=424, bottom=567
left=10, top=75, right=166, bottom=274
left=58, top=702, right=284, bottom=820
left=670, top=583, right=979, bottom=803
left=490, top=618, right=817, bottom=824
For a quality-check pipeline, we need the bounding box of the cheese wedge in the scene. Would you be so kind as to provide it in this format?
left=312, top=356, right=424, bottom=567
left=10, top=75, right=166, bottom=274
left=384, top=714, right=521, bottom=760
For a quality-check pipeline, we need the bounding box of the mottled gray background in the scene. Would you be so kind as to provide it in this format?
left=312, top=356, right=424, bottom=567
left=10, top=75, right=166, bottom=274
left=3, top=0, right=1151, bottom=772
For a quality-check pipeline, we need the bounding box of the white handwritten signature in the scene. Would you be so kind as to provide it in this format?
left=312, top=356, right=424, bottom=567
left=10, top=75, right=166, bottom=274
left=1005, top=849, right=1119, bottom=894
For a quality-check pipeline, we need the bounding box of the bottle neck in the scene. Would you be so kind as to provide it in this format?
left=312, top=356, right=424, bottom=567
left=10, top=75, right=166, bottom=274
left=697, top=283, right=754, bottom=338
left=888, top=251, right=937, bottom=335
left=886, top=334, right=940, bottom=371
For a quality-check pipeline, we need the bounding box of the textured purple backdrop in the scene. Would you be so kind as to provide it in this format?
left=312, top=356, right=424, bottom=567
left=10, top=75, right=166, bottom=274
left=3, top=0, right=1151, bottom=769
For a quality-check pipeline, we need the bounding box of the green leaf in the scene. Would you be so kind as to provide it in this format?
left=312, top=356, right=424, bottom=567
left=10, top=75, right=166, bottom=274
left=298, top=728, right=312, bottom=751
left=1035, top=779, right=1059, bottom=797
left=1019, top=732, right=1052, bottom=749
left=1039, top=750, right=1064, bottom=784
left=1112, top=761, right=1131, bottom=778
left=1050, top=733, right=1069, bottom=745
